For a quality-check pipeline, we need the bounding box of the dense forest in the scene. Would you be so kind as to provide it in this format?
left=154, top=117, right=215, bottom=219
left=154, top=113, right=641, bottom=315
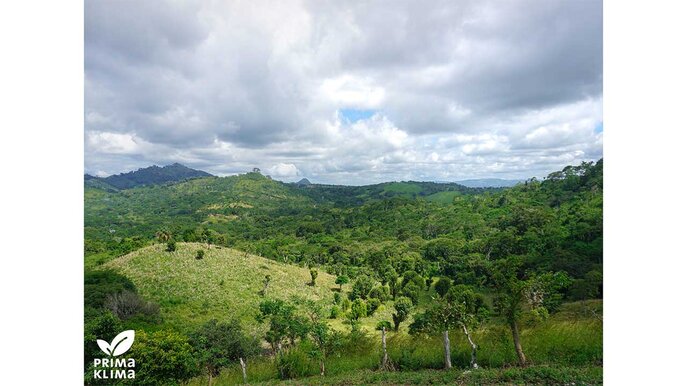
left=84, top=159, right=602, bottom=385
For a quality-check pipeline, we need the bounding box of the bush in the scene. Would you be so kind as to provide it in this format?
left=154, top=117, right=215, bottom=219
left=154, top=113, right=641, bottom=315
left=195, top=249, right=205, bottom=260
left=349, top=275, right=376, bottom=300
left=340, top=298, right=351, bottom=311
left=402, top=283, right=421, bottom=305
left=130, top=330, right=199, bottom=385
left=166, top=241, right=176, bottom=252
left=367, top=298, right=381, bottom=316
left=277, top=346, right=318, bottom=379
left=350, top=298, right=367, bottom=321
left=104, top=290, right=160, bottom=321
left=333, top=292, right=341, bottom=304
left=330, top=305, right=341, bottom=319
left=368, top=285, right=391, bottom=301
left=434, top=277, right=452, bottom=297
left=189, top=319, right=259, bottom=377
left=84, top=270, right=136, bottom=309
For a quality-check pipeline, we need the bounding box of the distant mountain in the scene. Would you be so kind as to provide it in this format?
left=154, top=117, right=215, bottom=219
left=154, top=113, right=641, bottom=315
left=456, top=178, right=523, bottom=188
left=295, top=178, right=312, bottom=186
left=85, top=163, right=213, bottom=190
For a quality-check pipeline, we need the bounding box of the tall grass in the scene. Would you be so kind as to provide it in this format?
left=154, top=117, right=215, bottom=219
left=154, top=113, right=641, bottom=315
left=188, top=304, right=602, bottom=384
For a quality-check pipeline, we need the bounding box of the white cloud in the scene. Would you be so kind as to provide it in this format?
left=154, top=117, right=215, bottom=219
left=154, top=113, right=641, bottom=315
left=85, top=0, right=602, bottom=183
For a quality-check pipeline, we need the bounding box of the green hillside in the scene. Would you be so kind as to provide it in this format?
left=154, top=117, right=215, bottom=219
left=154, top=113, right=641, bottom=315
left=102, top=242, right=341, bottom=332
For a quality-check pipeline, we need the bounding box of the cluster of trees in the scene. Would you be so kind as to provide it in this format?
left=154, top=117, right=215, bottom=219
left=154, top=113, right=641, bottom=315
left=83, top=160, right=602, bottom=383
left=86, top=160, right=602, bottom=306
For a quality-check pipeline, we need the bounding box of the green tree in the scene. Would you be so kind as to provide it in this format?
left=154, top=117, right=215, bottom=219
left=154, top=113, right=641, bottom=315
left=392, top=297, right=413, bottom=331
left=434, top=277, right=452, bottom=297
left=349, top=274, right=375, bottom=300
left=310, top=268, right=319, bottom=286
left=130, top=330, right=198, bottom=386
left=189, top=319, right=258, bottom=383
left=335, top=275, right=349, bottom=291
left=256, top=299, right=309, bottom=355
left=411, top=285, right=489, bottom=369
left=488, top=256, right=570, bottom=367
left=349, top=298, right=367, bottom=321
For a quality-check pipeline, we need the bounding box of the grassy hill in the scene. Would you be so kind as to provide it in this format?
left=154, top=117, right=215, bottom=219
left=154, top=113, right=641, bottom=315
left=102, top=243, right=342, bottom=333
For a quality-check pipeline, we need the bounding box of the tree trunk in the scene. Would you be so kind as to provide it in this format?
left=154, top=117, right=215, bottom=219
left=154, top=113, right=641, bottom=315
left=207, top=367, right=213, bottom=386
left=442, top=330, right=452, bottom=369
left=320, top=360, right=325, bottom=376
left=381, top=327, right=389, bottom=369
left=239, top=358, right=247, bottom=384
left=510, top=319, right=527, bottom=366
left=462, top=324, right=479, bottom=369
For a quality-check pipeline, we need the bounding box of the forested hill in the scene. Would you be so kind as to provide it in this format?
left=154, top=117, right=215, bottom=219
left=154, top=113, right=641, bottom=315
left=85, top=163, right=213, bottom=190
left=85, top=159, right=602, bottom=303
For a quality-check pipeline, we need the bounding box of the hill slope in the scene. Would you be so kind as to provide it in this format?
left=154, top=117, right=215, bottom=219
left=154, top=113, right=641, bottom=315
left=102, top=243, right=341, bottom=332
left=88, top=163, right=213, bottom=189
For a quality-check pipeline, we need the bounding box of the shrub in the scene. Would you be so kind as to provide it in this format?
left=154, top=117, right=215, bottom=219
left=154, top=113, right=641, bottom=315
left=104, top=290, right=160, bottom=321
left=130, top=330, right=199, bottom=385
left=189, top=319, right=259, bottom=378
left=310, top=268, right=318, bottom=286
left=196, top=249, right=205, bottom=260
left=330, top=305, right=341, bottom=319
left=84, top=270, right=136, bottom=309
left=349, top=298, right=367, bottom=321
left=392, top=297, right=413, bottom=331
left=166, top=241, right=176, bottom=252
left=333, top=292, right=341, bottom=304
left=349, top=275, right=376, bottom=300
left=368, top=285, right=391, bottom=301
left=434, top=277, right=452, bottom=297
left=402, top=283, right=421, bottom=305
left=340, top=298, right=351, bottom=311
left=367, top=298, right=381, bottom=316
left=277, top=346, right=318, bottom=379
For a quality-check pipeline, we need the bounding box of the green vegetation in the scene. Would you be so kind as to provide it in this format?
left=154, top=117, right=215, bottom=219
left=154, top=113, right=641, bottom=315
left=101, top=243, right=338, bottom=330
left=84, top=160, right=603, bottom=385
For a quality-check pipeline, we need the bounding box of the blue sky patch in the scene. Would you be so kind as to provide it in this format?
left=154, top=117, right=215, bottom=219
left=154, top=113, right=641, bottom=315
left=339, top=108, right=376, bottom=123
left=594, top=122, right=603, bottom=133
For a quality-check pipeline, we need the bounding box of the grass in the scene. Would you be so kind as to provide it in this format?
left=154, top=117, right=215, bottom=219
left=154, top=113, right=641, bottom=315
left=425, top=191, right=462, bottom=204
left=270, top=365, right=603, bottom=385
left=187, top=300, right=602, bottom=385
left=102, top=242, right=345, bottom=333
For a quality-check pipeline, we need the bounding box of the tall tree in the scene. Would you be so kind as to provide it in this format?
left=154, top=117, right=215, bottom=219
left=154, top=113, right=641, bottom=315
left=488, top=256, right=569, bottom=366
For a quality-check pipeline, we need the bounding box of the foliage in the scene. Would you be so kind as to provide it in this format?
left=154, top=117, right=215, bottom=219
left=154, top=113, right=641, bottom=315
left=349, top=275, right=376, bottom=300
left=189, top=319, right=258, bottom=377
left=103, top=290, right=160, bottom=321
left=84, top=269, right=136, bottom=309
left=195, top=249, right=204, bottom=260
left=128, top=330, right=198, bottom=385
left=166, top=241, right=176, bottom=252
left=392, top=297, right=413, bottom=331
left=310, top=268, right=319, bottom=286
left=434, top=277, right=452, bottom=297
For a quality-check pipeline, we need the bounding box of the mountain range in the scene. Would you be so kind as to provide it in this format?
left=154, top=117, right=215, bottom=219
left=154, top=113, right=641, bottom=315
left=84, top=163, right=213, bottom=190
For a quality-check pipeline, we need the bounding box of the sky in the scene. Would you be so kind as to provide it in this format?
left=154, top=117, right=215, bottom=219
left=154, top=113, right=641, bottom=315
left=85, top=0, right=602, bottom=185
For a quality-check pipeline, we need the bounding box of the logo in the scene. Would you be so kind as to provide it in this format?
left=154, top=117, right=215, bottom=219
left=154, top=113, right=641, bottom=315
left=93, top=330, right=136, bottom=380
left=97, top=330, right=135, bottom=356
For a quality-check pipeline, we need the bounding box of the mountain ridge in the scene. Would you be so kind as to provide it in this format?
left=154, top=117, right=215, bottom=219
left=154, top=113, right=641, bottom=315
left=85, top=163, right=213, bottom=190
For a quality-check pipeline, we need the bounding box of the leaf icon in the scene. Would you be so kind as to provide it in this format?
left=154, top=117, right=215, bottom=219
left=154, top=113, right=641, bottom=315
left=110, top=330, right=135, bottom=356
left=96, top=339, right=112, bottom=356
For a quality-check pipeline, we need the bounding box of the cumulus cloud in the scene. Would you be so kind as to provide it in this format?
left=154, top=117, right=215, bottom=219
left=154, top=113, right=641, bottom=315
left=85, top=0, right=602, bottom=184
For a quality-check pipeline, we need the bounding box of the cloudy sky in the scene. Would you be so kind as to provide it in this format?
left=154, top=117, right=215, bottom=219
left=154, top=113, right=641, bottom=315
left=85, top=0, right=602, bottom=185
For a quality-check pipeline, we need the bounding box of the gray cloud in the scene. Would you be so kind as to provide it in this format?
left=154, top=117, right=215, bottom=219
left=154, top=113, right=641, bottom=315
left=85, top=0, right=602, bottom=184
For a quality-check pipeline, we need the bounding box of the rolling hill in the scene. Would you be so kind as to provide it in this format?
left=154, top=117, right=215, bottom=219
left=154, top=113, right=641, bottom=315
left=102, top=242, right=342, bottom=333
